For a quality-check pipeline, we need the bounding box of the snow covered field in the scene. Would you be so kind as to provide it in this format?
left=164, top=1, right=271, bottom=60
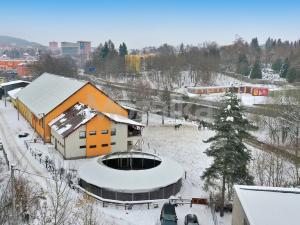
left=0, top=100, right=232, bottom=225
left=197, top=92, right=269, bottom=106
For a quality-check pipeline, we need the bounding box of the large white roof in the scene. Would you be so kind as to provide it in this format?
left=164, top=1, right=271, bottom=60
left=16, top=73, right=88, bottom=118
left=78, top=153, right=184, bottom=193
left=235, top=185, right=300, bottom=225
left=7, top=87, right=23, bottom=99
left=101, top=112, right=145, bottom=127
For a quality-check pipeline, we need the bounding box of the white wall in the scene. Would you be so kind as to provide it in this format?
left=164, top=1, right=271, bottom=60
left=51, top=125, right=86, bottom=159
left=232, top=192, right=249, bottom=225
left=51, top=127, right=65, bottom=157
left=111, top=123, right=127, bottom=152
left=65, top=125, right=86, bottom=159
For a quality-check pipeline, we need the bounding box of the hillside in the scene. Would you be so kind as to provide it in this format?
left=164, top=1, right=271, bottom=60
left=0, top=35, right=44, bottom=47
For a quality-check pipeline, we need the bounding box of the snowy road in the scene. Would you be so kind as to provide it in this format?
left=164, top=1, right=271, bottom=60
left=0, top=101, right=48, bottom=179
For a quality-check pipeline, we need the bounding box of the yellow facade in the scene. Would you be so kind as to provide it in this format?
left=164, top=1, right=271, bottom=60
left=125, top=55, right=142, bottom=73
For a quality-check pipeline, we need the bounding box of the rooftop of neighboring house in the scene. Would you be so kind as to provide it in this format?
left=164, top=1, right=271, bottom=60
left=234, top=185, right=300, bottom=225
left=0, top=80, right=30, bottom=87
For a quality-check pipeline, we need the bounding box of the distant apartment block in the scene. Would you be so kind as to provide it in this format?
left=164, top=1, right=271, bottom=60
left=78, top=41, right=91, bottom=56
left=60, top=41, right=91, bottom=67
left=61, top=42, right=79, bottom=56
left=78, top=41, right=91, bottom=67
left=49, top=41, right=59, bottom=53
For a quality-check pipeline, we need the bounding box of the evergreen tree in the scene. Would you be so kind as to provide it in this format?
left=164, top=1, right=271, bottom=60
left=272, top=58, right=283, bottom=73
left=100, top=42, right=109, bottom=59
left=202, top=91, right=255, bottom=217
left=119, top=42, right=128, bottom=57
left=280, top=58, right=289, bottom=78
left=250, top=59, right=262, bottom=79
left=250, top=37, right=260, bottom=51
left=236, top=54, right=250, bottom=76
left=286, top=68, right=299, bottom=83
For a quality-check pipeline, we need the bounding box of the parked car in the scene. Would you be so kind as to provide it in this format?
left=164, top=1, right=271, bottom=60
left=0, top=138, right=3, bottom=150
left=184, top=214, right=199, bottom=225
left=160, top=203, right=178, bottom=225
left=18, top=132, right=29, bottom=138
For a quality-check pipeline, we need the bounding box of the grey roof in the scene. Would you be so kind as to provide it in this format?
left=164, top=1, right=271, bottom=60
left=49, top=103, right=97, bottom=138
left=16, top=73, right=88, bottom=118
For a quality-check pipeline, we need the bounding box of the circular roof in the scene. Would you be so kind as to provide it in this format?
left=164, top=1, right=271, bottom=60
left=78, top=151, right=184, bottom=193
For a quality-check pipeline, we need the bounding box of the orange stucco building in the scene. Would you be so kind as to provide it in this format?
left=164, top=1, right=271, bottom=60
left=15, top=73, right=143, bottom=158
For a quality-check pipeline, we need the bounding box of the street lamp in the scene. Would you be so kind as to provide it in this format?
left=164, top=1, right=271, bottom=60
left=4, top=85, right=7, bottom=107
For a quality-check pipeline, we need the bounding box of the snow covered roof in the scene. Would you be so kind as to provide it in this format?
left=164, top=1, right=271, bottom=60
left=16, top=73, right=88, bottom=118
left=101, top=112, right=145, bottom=127
left=234, top=185, right=300, bottom=225
left=49, top=102, right=144, bottom=138
left=120, top=104, right=143, bottom=112
left=78, top=152, right=184, bottom=193
left=0, top=80, right=30, bottom=87
left=49, top=103, right=97, bottom=138
left=7, top=87, right=23, bottom=99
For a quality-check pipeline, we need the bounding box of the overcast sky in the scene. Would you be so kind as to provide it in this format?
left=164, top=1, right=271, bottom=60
left=1, top=0, right=300, bottom=49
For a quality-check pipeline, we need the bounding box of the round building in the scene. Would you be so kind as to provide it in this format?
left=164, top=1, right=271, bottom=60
left=78, top=151, right=184, bottom=201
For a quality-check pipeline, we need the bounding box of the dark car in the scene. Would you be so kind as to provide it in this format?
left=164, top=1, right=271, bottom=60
left=18, top=132, right=29, bottom=138
left=184, top=214, right=199, bottom=225
left=160, top=203, right=178, bottom=225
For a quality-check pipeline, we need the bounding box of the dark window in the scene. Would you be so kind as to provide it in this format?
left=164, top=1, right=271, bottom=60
left=79, top=131, right=86, bottom=139
left=111, top=142, right=116, bottom=145
left=89, top=131, right=96, bottom=135
left=89, top=145, right=96, bottom=148
left=111, top=128, right=116, bottom=136
left=79, top=145, right=86, bottom=149
left=101, top=130, right=108, bottom=134
left=102, top=144, right=109, bottom=147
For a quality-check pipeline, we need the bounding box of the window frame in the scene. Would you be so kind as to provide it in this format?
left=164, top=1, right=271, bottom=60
left=111, top=128, right=116, bottom=136
left=89, top=130, right=96, bottom=135
left=101, top=130, right=109, bottom=134
left=79, top=131, right=86, bottom=139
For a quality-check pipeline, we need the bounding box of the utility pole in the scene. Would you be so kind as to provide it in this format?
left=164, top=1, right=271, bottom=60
left=11, top=165, right=16, bottom=225
left=43, top=113, right=45, bottom=144
left=4, top=85, right=7, bottom=107
left=17, top=97, right=19, bottom=121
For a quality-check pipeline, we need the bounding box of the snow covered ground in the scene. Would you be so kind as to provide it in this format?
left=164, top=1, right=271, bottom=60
left=0, top=100, right=231, bottom=225
left=261, top=67, right=285, bottom=82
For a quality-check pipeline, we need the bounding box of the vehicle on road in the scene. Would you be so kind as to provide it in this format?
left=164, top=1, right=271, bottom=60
left=160, top=203, right=178, bottom=225
left=18, top=132, right=29, bottom=138
left=184, top=214, right=199, bottom=225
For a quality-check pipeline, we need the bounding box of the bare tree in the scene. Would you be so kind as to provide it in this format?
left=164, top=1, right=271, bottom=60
left=252, top=151, right=286, bottom=187
left=0, top=175, right=43, bottom=225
